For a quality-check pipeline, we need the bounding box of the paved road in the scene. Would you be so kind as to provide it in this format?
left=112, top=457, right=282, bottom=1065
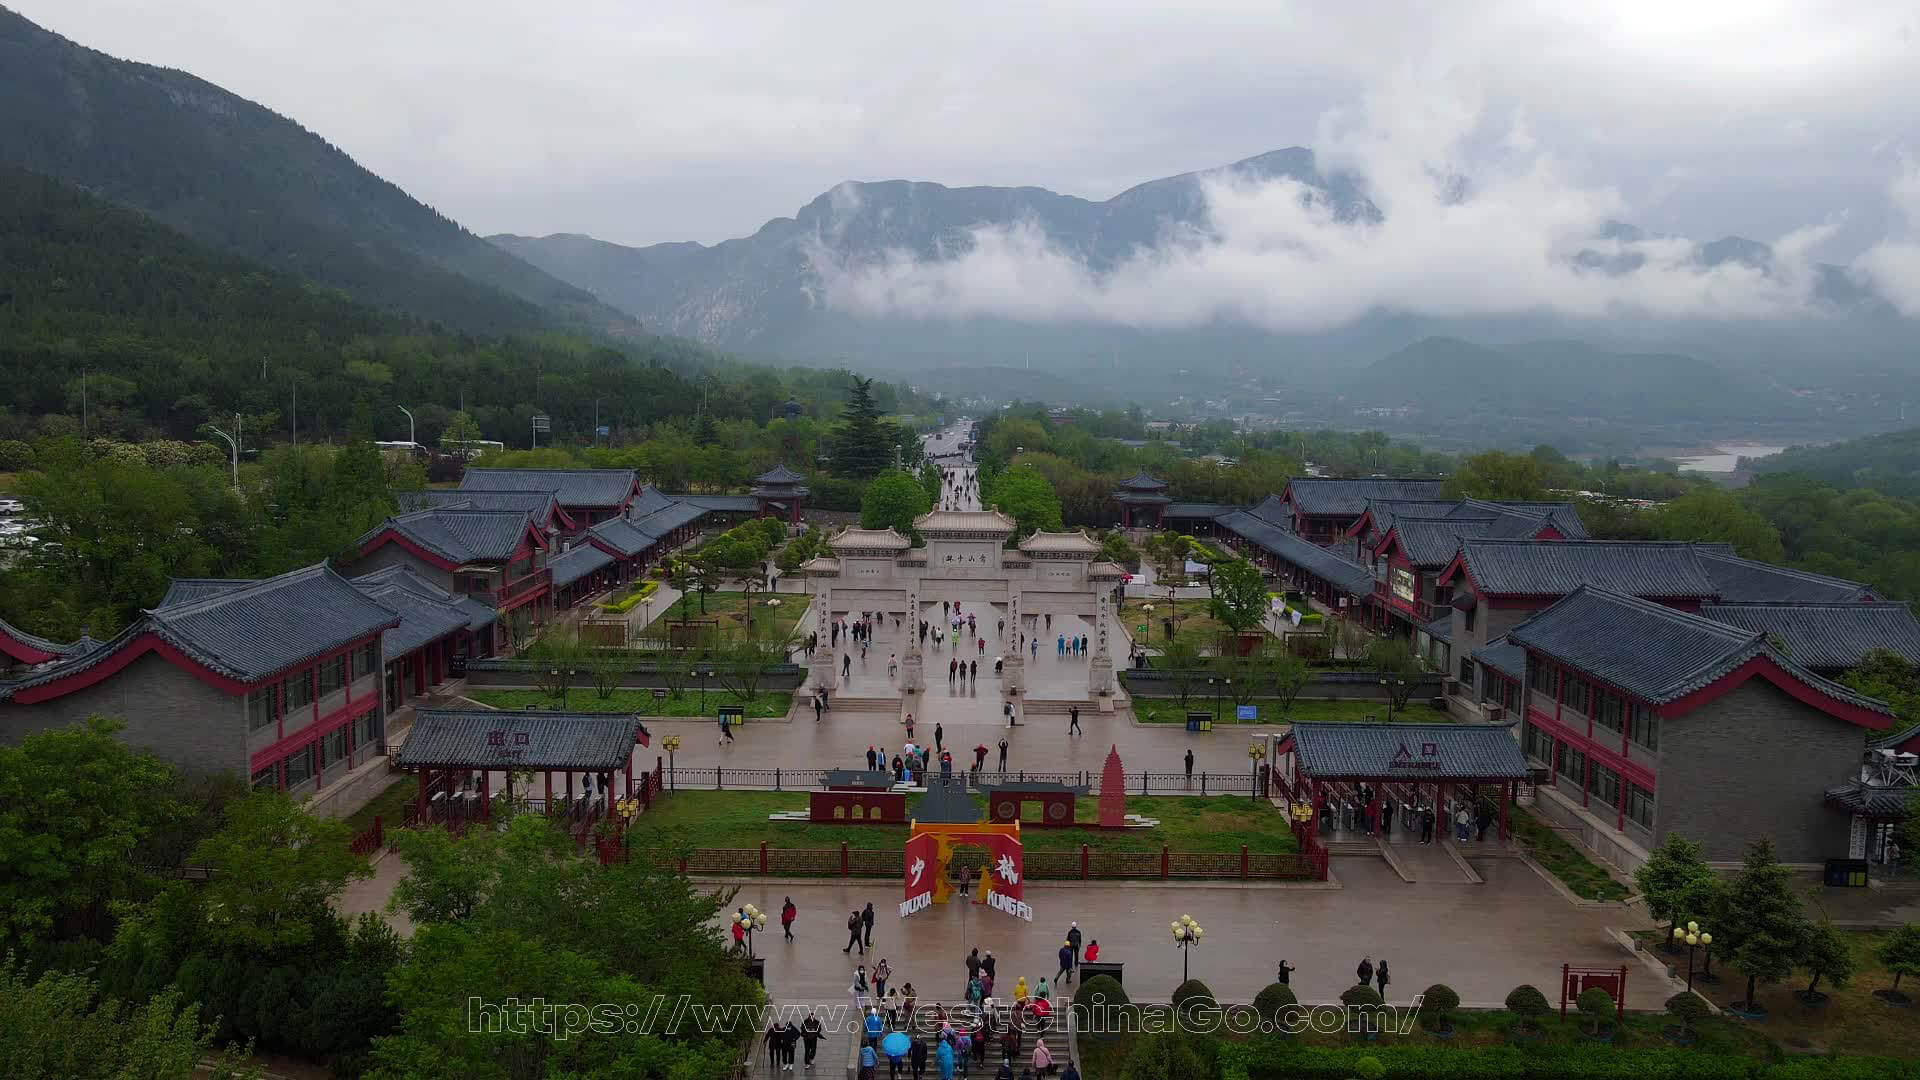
left=728, top=855, right=1658, bottom=1011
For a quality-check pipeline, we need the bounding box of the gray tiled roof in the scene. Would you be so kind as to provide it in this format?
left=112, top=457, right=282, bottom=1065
left=156, top=579, right=255, bottom=608
left=1421, top=613, right=1453, bottom=644
left=1354, top=499, right=1459, bottom=539
left=1473, top=638, right=1526, bottom=682
left=1451, top=540, right=1720, bottom=598
left=1699, top=602, right=1920, bottom=670
left=362, top=508, right=538, bottom=564
left=677, top=494, right=762, bottom=513
left=1507, top=586, right=1893, bottom=714
left=1163, top=502, right=1238, bottom=519
left=1218, top=511, right=1377, bottom=596
left=629, top=501, right=707, bottom=539
left=395, top=488, right=569, bottom=527
left=1117, top=470, right=1167, bottom=491
left=459, top=468, right=637, bottom=509
left=1245, top=494, right=1292, bottom=527
left=587, top=516, right=655, bottom=557
left=1389, top=516, right=1501, bottom=567
left=1695, top=550, right=1874, bottom=603
left=627, top=487, right=677, bottom=519
left=1286, top=478, right=1445, bottom=517
left=396, top=709, right=642, bottom=770
left=548, top=543, right=615, bottom=588
left=356, top=576, right=473, bottom=658
left=1288, top=722, right=1529, bottom=781
left=754, top=463, right=807, bottom=485
left=351, top=565, right=492, bottom=649
left=1824, top=783, right=1915, bottom=817
left=0, top=616, right=94, bottom=659
left=1453, top=499, right=1588, bottom=539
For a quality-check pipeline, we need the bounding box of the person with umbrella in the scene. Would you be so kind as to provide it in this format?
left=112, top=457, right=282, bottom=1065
left=882, top=1030, right=911, bottom=1079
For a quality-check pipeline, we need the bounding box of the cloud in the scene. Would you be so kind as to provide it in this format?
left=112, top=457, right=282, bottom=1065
left=1855, top=158, right=1920, bottom=316
left=812, top=85, right=1861, bottom=334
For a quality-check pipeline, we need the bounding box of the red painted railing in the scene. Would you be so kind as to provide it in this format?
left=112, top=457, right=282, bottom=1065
left=1372, top=578, right=1434, bottom=622
left=348, top=816, right=384, bottom=856
left=497, top=567, right=552, bottom=608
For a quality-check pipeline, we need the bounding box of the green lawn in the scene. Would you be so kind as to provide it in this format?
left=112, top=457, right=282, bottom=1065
left=342, top=776, right=416, bottom=835
left=1120, top=597, right=1239, bottom=641
left=635, top=790, right=1297, bottom=854
left=1132, top=698, right=1452, bottom=725
left=642, top=590, right=805, bottom=643
left=1509, top=807, right=1631, bottom=901
left=466, top=688, right=794, bottom=719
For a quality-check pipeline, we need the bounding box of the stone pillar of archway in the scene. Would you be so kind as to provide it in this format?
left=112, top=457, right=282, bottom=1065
left=1002, top=588, right=1025, bottom=695
left=900, top=585, right=925, bottom=694
left=1089, top=588, right=1115, bottom=701
left=810, top=584, right=837, bottom=690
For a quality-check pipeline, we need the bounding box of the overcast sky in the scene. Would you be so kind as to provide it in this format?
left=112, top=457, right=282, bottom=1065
left=20, top=0, right=1919, bottom=257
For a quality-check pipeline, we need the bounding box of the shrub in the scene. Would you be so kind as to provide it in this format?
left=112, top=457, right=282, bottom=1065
left=1251, top=982, right=1297, bottom=1032
left=1505, top=984, right=1551, bottom=1023
left=1121, top=1028, right=1217, bottom=1080
left=1576, top=986, right=1615, bottom=1035
left=1171, top=977, right=1217, bottom=1021
left=1074, top=974, right=1131, bottom=1038
left=1353, top=1057, right=1386, bottom=1080
left=0, top=438, right=34, bottom=471
left=1664, top=990, right=1710, bottom=1036
left=1418, top=983, right=1460, bottom=1032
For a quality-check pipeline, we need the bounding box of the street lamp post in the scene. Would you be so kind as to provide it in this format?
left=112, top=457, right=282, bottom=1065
left=397, top=405, right=416, bottom=446
left=1670, top=922, right=1714, bottom=992
left=663, top=735, right=682, bottom=792
left=1379, top=678, right=1405, bottom=721
left=204, top=415, right=241, bottom=490
left=1248, top=742, right=1267, bottom=802
left=736, top=904, right=768, bottom=957
left=1171, top=914, right=1204, bottom=983
left=698, top=668, right=714, bottom=711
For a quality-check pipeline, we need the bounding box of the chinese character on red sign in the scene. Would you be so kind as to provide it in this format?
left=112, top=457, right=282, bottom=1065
left=515, top=732, right=531, bottom=746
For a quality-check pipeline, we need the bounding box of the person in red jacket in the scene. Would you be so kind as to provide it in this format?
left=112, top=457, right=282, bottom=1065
left=781, top=896, right=798, bottom=942
left=1083, top=940, right=1100, bottom=964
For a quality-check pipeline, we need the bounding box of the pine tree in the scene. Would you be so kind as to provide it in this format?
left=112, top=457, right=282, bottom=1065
left=831, top=377, right=894, bottom=477
left=1719, top=837, right=1810, bottom=1012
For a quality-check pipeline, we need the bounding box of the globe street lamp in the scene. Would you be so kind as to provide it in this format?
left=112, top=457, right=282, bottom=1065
left=736, top=904, right=768, bottom=957
left=662, top=735, right=682, bottom=792
left=1171, top=914, right=1204, bottom=983
left=1670, top=921, right=1714, bottom=992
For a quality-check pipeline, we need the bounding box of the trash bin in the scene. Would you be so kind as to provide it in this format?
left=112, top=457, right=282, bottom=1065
left=1823, top=858, right=1869, bottom=887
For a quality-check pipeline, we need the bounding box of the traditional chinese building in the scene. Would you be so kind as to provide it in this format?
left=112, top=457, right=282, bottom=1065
left=457, top=467, right=643, bottom=526
left=749, top=464, right=811, bottom=524
left=348, top=507, right=555, bottom=626
left=1110, top=470, right=1172, bottom=527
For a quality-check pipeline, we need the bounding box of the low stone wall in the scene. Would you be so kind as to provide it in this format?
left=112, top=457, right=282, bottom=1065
left=1121, top=668, right=1444, bottom=702
left=463, top=658, right=805, bottom=692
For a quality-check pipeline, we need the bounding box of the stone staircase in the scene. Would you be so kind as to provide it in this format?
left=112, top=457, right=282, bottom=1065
left=821, top=695, right=901, bottom=711
left=1018, top=699, right=1090, bottom=716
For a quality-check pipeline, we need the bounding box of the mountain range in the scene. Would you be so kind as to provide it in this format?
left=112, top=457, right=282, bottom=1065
left=0, top=7, right=638, bottom=337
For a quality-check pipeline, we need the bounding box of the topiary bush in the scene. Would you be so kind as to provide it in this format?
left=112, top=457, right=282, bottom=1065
left=1576, top=986, right=1615, bottom=1037
left=1665, top=990, right=1711, bottom=1040
left=1353, top=1056, right=1386, bottom=1080
left=1073, top=974, right=1132, bottom=1039
left=1171, top=978, right=1217, bottom=1022
left=1251, top=982, right=1298, bottom=1036
left=1418, top=983, right=1460, bottom=1033
left=1505, top=984, right=1550, bottom=1023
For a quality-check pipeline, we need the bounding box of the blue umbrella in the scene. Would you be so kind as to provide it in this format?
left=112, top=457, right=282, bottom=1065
left=881, top=1031, right=911, bottom=1057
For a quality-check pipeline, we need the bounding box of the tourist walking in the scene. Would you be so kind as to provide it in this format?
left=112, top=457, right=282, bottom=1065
left=1276, top=959, right=1294, bottom=984
left=935, top=723, right=944, bottom=752
left=814, top=694, right=824, bottom=722
left=1376, top=959, right=1390, bottom=997
left=854, top=965, right=870, bottom=1011
left=845, top=910, right=865, bottom=954
left=974, top=744, right=989, bottom=773
left=1356, top=956, right=1373, bottom=988
left=863, top=901, right=877, bottom=948
left=802, top=1011, right=823, bottom=1068
left=998, top=738, right=1009, bottom=770
left=844, top=654, right=853, bottom=678
left=950, top=658, right=957, bottom=685
left=719, top=713, right=735, bottom=745
left=1067, top=922, right=1083, bottom=972
left=1056, top=941, right=1073, bottom=985
left=1184, top=748, right=1195, bottom=781
left=1067, top=705, right=1080, bottom=735
left=874, top=958, right=892, bottom=1000
left=970, top=659, right=978, bottom=682
left=782, top=896, right=797, bottom=942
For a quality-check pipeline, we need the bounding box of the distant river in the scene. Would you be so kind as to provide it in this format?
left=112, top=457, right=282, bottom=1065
left=1672, top=443, right=1789, bottom=473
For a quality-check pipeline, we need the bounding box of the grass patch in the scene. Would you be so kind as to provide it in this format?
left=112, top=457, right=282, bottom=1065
left=1509, top=807, right=1631, bottom=901
left=467, top=688, right=794, bottom=719
left=342, top=776, right=416, bottom=836
left=1132, top=698, right=1452, bottom=725
left=1632, top=927, right=1920, bottom=1058
left=1120, top=597, right=1239, bottom=641
left=635, top=790, right=1297, bottom=854
left=642, top=590, right=805, bottom=642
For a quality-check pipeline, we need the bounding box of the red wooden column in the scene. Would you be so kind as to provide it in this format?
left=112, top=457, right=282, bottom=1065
left=1500, top=780, right=1512, bottom=845
left=481, top=769, right=492, bottom=821
left=417, top=768, right=430, bottom=822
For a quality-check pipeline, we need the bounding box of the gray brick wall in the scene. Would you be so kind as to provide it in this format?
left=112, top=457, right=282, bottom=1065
left=0, top=652, right=246, bottom=775
left=1654, top=679, right=1863, bottom=864
left=346, top=544, right=459, bottom=592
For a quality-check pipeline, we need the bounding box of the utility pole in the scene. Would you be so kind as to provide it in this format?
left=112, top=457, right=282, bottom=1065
left=80, top=368, right=88, bottom=437
left=291, top=380, right=298, bottom=449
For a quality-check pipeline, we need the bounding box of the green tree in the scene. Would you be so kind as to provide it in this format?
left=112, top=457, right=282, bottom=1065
left=1443, top=451, right=1547, bottom=501
left=1210, top=557, right=1270, bottom=642
left=1119, top=1028, right=1216, bottom=1080
left=1504, top=984, right=1551, bottom=1032
left=387, top=821, right=503, bottom=925
left=1665, top=990, right=1711, bottom=1038
left=1252, top=982, right=1297, bottom=1033
left=1718, top=836, right=1810, bottom=1011
left=860, top=469, right=932, bottom=537
left=831, top=377, right=893, bottom=478
left=1799, top=919, right=1855, bottom=1000
left=1634, top=834, right=1719, bottom=944
left=1652, top=487, right=1786, bottom=563
left=918, top=461, right=943, bottom=504
left=1255, top=644, right=1312, bottom=715
left=1575, top=986, right=1614, bottom=1036
left=189, top=791, right=372, bottom=956
left=1418, top=983, right=1460, bottom=1032
left=985, top=465, right=1063, bottom=536
left=0, top=960, right=253, bottom=1080
left=1367, top=638, right=1424, bottom=709
left=0, top=439, right=33, bottom=471
left=692, top=413, right=720, bottom=448
left=439, top=411, right=483, bottom=452
left=1876, top=924, right=1920, bottom=994
left=1154, top=630, right=1214, bottom=711
left=0, top=715, right=180, bottom=944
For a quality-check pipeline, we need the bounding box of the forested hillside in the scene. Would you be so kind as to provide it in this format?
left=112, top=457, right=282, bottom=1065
left=0, top=7, right=634, bottom=336
left=0, top=169, right=927, bottom=447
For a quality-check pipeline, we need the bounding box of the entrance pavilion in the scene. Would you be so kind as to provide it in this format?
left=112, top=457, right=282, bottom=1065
left=395, top=708, right=647, bottom=823
left=1272, top=721, right=1531, bottom=845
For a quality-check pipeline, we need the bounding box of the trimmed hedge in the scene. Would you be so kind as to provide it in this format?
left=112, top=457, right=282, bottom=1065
left=597, top=580, right=659, bottom=613
left=1223, top=1041, right=1919, bottom=1080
